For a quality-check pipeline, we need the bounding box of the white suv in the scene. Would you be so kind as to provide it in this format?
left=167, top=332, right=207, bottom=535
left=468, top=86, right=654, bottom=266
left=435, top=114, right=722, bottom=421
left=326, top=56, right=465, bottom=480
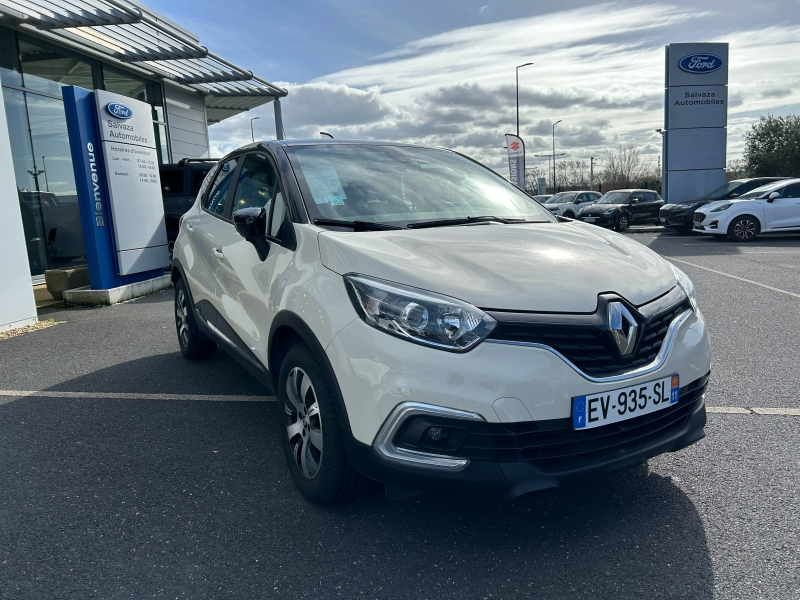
left=693, top=178, right=800, bottom=241
left=172, top=140, right=711, bottom=503
left=543, top=190, right=601, bottom=218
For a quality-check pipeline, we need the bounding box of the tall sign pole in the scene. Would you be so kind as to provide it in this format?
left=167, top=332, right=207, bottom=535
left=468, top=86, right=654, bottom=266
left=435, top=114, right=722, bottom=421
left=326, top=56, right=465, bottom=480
left=664, top=43, right=729, bottom=203
left=505, top=134, right=526, bottom=191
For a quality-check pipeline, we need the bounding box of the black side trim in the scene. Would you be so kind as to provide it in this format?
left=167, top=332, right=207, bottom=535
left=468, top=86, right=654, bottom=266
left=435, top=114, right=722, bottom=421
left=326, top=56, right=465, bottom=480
left=268, top=311, right=351, bottom=427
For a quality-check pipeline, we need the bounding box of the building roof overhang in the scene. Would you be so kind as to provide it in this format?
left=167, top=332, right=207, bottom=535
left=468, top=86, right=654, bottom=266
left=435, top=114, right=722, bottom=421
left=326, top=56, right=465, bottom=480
left=0, top=0, right=286, bottom=123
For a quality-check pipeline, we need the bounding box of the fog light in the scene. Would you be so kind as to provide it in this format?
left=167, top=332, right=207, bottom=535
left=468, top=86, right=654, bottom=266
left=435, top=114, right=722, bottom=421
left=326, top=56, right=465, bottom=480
left=427, top=426, right=450, bottom=442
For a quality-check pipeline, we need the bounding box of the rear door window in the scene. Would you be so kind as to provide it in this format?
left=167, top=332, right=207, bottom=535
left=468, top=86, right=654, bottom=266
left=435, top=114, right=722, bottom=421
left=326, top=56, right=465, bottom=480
left=160, top=169, right=184, bottom=195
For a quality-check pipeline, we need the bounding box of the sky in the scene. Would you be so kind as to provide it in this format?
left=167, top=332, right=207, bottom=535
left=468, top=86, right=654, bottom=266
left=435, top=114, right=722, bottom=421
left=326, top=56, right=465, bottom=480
left=148, top=0, right=800, bottom=175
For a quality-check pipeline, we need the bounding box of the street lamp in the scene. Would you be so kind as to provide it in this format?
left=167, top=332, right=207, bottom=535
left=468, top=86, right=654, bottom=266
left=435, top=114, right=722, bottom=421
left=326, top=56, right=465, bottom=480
left=250, top=116, right=260, bottom=143
left=552, top=120, right=562, bottom=191
left=516, top=62, right=534, bottom=137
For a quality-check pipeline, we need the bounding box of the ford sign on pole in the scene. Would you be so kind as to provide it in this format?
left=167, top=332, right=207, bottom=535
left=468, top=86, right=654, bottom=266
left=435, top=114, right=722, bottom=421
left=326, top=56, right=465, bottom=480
left=505, top=133, right=526, bottom=190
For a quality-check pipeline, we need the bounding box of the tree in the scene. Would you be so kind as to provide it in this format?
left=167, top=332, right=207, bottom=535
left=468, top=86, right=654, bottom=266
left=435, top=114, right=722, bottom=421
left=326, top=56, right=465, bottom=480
left=524, top=166, right=547, bottom=193
left=598, top=143, right=647, bottom=189
left=743, top=114, right=800, bottom=177
left=726, top=158, right=747, bottom=181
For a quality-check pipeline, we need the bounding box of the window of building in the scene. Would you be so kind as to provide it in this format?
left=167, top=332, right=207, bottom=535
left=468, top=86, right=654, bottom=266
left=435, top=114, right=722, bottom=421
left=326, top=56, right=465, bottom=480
left=102, top=66, right=169, bottom=164
left=18, top=38, right=96, bottom=98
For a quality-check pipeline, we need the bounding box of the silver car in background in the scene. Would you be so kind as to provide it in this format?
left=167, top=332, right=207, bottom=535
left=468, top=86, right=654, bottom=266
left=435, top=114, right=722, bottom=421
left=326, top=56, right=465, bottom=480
left=544, top=191, right=602, bottom=218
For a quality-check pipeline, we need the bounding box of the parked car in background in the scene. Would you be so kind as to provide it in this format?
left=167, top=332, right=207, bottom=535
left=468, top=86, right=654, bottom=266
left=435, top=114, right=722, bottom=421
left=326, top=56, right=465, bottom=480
left=160, top=158, right=218, bottom=244
left=659, top=177, right=789, bottom=233
left=543, top=190, right=602, bottom=218
left=577, top=189, right=664, bottom=231
left=693, top=178, right=800, bottom=241
left=531, top=194, right=552, bottom=204
left=172, top=139, right=710, bottom=503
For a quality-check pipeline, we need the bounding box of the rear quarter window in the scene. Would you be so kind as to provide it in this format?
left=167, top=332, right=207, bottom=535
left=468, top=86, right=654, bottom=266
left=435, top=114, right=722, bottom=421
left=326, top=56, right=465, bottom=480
left=160, top=169, right=184, bottom=195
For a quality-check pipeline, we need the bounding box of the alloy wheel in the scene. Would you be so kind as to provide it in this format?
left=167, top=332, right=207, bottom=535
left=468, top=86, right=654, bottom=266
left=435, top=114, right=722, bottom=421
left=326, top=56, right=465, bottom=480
left=618, top=216, right=629, bottom=231
left=284, top=367, right=323, bottom=479
left=175, top=289, right=189, bottom=349
left=733, top=218, right=757, bottom=240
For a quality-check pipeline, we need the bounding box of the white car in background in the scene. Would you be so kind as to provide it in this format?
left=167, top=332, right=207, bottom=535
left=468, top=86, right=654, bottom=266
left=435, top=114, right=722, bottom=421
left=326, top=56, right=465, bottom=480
left=693, top=178, right=800, bottom=241
left=543, top=191, right=602, bottom=218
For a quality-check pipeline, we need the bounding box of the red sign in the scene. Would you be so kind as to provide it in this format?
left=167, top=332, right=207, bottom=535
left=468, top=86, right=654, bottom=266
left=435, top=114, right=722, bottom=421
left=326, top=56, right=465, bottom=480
left=510, top=141, right=520, bottom=151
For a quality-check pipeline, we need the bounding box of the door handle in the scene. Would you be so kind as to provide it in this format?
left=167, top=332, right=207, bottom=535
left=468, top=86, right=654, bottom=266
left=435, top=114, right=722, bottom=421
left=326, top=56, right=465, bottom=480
left=185, top=223, right=194, bottom=234
left=212, top=247, right=224, bottom=260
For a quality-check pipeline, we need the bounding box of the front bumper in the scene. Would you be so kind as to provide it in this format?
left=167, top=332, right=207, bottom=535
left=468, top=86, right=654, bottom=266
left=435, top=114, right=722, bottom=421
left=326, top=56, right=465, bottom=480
left=659, top=208, right=694, bottom=228
left=579, top=213, right=619, bottom=227
left=327, top=305, right=711, bottom=497
left=341, top=376, right=708, bottom=498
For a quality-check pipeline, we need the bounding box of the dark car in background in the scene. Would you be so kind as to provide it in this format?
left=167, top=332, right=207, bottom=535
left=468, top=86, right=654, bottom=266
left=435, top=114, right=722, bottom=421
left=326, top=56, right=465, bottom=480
left=160, top=158, right=218, bottom=243
left=659, top=177, right=789, bottom=233
left=577, top=189, right=664, bottom=231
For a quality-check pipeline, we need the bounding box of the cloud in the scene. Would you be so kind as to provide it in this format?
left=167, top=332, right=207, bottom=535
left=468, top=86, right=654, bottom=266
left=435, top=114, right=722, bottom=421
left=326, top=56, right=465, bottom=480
left=209, top=2, right=800, bottom=173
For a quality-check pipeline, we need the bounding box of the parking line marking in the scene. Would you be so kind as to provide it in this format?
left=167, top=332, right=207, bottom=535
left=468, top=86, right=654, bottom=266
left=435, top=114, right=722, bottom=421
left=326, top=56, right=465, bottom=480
left=750, top=407, right=800, bottom=416
left=706, top=406, right=752, bottom=414
left=669, top=258, right=800, bottom=299
left=0, top=390, right=275, bottom=402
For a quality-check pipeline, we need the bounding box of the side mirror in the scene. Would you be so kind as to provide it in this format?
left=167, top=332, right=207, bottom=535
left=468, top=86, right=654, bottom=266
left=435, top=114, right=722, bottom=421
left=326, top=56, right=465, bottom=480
left=233, top=207, right=270, bottom=260
left=767, top=191, right=781, bottom=202
left=574, top=198, right=582, bottom=204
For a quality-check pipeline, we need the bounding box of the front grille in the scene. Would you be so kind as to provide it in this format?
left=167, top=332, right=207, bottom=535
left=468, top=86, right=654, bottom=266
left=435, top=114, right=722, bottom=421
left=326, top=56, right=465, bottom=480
left=448, top=374, right=708, bottom=473
left=659, top=208, right=668, bottom=219
left=693, top=212, right=705, bottom=224
left=488, top=299, right=692, bottom=377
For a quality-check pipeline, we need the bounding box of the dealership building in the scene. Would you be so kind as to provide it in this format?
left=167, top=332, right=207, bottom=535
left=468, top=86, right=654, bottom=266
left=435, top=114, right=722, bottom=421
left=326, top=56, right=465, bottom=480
left=0, top=0, right=286, bottom=331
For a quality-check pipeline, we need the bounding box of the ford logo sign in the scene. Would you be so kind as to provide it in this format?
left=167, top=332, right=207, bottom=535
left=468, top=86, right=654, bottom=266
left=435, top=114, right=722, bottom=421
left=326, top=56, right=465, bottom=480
left=679, top=53, right=723, bottom=74
left=106, top=102, right=133, bottom=119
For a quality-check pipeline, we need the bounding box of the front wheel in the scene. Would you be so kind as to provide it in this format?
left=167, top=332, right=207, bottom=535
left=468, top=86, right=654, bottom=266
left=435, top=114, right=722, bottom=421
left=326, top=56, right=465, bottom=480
left=728, top=215, right=760, bottom=241
left=615, top=214, right=630, bottom=231
left=278, top=343, right=367, bottom=503
left=563, top=211, right=576, bottom=219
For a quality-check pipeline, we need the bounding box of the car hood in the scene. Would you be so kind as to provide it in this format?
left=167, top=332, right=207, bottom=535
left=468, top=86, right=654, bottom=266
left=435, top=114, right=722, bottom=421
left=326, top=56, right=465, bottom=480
left=318, top=222, right=675, bottom=312
left=579, top=204, right=623, bottom=214
left=664, top=200, right=709, bottom=209
left=696, top=199, right=735, bottom=213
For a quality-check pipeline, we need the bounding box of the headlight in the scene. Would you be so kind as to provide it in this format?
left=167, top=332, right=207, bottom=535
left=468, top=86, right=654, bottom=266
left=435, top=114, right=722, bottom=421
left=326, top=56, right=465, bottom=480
left=602, top=209, right=616, bottom=215
left=710, top=203, right=732, bottom=212
left=669, top=263, right=698, bottom=312
left=344, top=275, right=497, bottom=351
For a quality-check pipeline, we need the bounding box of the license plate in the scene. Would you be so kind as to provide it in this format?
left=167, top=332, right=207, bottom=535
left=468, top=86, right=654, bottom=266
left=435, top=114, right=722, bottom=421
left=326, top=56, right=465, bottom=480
left=572, top=374, right=679, bottom=430
left=582, top=217, right=597, bottom=222
left=659, top=218, right=666, bottom=223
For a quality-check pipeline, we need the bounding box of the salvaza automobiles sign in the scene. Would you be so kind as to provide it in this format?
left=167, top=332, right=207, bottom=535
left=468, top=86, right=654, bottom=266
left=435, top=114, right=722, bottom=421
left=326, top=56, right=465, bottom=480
left=678, top=53, right=723, bottom=74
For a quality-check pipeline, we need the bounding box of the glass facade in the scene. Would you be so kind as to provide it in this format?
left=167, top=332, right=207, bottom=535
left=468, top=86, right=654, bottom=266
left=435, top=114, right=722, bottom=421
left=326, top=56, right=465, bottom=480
left=0, top=25, right=170, bottom=278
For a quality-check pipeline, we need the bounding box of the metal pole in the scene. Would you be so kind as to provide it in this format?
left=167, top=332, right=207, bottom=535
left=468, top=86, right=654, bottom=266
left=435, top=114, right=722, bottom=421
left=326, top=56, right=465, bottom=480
left=273, top=98, right=285, bottom=140
left=589, top=157, right=594, bottom=191
left=552, top=120, right=561, bottom=191
left=515, top=63, right=533, bottom=138
left=250, top=116, right=259, bottom=143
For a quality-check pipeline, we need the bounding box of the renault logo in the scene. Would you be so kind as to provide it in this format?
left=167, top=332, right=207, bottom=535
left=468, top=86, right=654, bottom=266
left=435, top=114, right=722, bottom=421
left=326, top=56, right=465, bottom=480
left=608, top=302, right=638, bottom=356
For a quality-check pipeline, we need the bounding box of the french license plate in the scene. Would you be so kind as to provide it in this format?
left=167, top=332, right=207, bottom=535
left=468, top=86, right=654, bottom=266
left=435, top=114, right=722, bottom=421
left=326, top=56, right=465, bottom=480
left=572, top=374, right=679, bottom=430
left=582, top=217, right=597, bottom=222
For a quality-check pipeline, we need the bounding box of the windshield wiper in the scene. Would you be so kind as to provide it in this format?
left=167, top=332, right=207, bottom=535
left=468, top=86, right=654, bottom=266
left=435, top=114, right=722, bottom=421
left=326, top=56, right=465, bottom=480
left=313, top=218, right=402, bottom=231
left=407, top=215, right=540, bottom=229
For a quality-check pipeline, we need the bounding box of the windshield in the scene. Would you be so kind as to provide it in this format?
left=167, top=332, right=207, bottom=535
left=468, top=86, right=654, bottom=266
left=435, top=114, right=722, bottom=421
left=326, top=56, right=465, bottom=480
left=545, top=192, right=576, bottom=204
left=284, top=144, right=555, bottom=225
left=705, top=180, right=745, bottom=199
left=596, top=191, right=630, bottom=204
left=738, top=180, right=789, bottom=199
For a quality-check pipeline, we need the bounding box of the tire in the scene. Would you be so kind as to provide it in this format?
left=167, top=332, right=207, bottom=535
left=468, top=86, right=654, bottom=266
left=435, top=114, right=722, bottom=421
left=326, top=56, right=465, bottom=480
left=615, top=214, right=630, bottom=232
left=563, top=211, right=575, bottom=219
left=727, top=215, right=760, bottom=242
left=174, top=278, right=217, bottom=360
left=277, top=343, right=367, bottom=503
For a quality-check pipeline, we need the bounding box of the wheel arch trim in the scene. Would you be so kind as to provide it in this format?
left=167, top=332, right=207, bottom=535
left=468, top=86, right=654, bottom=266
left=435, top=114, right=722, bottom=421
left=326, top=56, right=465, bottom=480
left=268, top=310, right=351, bottom=427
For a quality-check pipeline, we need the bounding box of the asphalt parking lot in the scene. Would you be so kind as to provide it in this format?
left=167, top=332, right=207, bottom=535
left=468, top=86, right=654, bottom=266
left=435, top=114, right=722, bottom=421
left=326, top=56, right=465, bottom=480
left=1, top=228, right=798, bottom=600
